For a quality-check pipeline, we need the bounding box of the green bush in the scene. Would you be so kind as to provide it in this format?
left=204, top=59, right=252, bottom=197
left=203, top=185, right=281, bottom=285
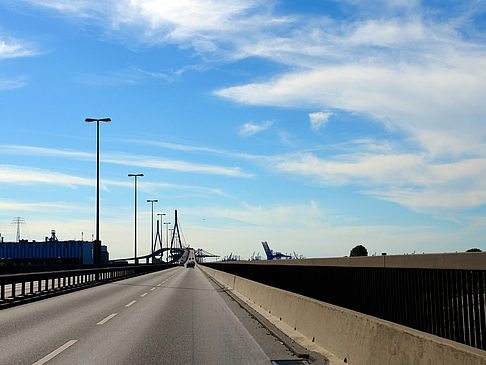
left=350, top=244, right=368, bottom=257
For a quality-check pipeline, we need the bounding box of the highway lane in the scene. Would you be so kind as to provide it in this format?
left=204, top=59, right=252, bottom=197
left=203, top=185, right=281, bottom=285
left=0, top=266, right=296, bottom=364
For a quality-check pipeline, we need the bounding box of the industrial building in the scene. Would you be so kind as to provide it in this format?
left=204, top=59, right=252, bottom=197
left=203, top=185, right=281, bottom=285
left=0, top=230, right=108, bottom=265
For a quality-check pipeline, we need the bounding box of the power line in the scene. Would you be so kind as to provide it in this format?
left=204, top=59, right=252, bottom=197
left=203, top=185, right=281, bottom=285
left=11, top=217, right=25, bottom=242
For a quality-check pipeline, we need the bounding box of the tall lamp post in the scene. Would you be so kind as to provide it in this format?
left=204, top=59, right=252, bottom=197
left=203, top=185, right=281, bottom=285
left=128, top=173, right=143, bottom=264
left=85, top=117, right=111, bottom=265
left=147, top=199, right=158, bottom=263
left=157, top=213, right=166, bottom=261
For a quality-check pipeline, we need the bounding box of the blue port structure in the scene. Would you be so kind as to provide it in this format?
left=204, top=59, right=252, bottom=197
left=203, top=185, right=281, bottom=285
left=0, top=230, right=108, bottom=265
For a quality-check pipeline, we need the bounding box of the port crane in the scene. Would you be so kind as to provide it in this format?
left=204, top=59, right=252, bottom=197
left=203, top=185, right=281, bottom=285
left=261, top=241, right=292, bottom=260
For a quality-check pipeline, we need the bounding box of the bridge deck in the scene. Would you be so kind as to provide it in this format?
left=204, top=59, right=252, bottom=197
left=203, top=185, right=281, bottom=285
left=0, top=266, right=304, bottom=364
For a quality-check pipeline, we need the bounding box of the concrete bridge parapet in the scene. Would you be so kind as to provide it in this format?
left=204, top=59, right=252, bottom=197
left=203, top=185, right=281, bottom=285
left=200, top=265, right=486, bottom=365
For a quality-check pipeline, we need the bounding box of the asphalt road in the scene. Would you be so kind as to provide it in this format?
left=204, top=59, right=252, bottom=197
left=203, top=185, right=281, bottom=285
left=0, top=265, right=299, bottom=364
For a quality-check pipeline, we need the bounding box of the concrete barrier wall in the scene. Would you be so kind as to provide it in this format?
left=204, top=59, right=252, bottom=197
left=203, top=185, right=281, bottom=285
left=200, top=265, right=486, bottom=365
left=235, top=251, right=486, bottom=270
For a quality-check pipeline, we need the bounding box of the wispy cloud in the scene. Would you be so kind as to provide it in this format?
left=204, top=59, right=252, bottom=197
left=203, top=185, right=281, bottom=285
left=0, top=38, right=40, bottom=59
left=103, top=153, right=252, bottom=177
left=11, top=1, right=486, bottom=217
left=271, top=150, right=486, bottom=213
left=75, top=65, right=191, bottom=86
left=20, top=0, right=280, bottom=59
left=0, top=144, right=253, bottom=177
left=0, top=164, right=94, bottom=188
left=0, top=77, right=27, bottom=90
left=0, top=145, right=92, bottom=159
left=239, top=120, right=274, bottom=136
left=0, top=164, right=228, bottom=198
left=186, top=200, right=325, bottom=227
left=308, top=111, right=332, bottom=132
left=216, top=59, right=486, bottom=156
left=0, top=200, right=77, bottom=212
left=104, top=179, right=228, bottom=197
left=75, top=71, right=141, bottom=86
left=120, top=138, right=266, bottom=160
left=120, top=139, right=227, bottom=154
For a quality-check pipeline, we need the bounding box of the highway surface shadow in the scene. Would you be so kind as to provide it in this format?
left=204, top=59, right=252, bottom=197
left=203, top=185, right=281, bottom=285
left=204, top=274, right=329, bottom=365
left=106, top=281, right=226, bottom=292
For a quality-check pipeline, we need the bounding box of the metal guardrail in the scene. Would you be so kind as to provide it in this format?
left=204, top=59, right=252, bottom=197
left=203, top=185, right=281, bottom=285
left=204, top=263, right=486, bottom=351
left=0, top=263, right=173, bottom=308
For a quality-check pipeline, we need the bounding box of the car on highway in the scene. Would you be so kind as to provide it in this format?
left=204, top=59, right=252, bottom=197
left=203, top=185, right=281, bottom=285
left=186, top=260, right=195, bottom=268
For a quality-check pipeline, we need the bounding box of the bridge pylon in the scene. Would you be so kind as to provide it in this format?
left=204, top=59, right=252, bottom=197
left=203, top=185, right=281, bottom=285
left=169, top=210, right=184, bottom=262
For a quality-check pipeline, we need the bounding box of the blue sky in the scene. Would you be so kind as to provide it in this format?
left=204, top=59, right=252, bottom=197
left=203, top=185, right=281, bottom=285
left=1, top=0, right=486, bottom=259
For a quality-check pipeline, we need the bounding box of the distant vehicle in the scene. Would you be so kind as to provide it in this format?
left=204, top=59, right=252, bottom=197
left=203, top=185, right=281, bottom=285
left=186, top=260, right=195, bottom=268
left=261, top=241, right=292, bottom=260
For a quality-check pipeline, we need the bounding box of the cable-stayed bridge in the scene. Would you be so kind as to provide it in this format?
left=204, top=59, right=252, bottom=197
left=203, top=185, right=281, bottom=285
left=113, top=209, right=218, bottom=265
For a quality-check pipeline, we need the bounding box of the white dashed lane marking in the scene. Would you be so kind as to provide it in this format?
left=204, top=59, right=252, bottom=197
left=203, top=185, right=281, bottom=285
left=32, top=340, right=77, bottom=365
left=96, top=313, right=117, bottom=325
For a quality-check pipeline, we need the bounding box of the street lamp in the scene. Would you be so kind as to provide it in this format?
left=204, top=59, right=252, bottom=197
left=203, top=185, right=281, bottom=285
left=147, top=199, right=158, bottom=263
left=157, top=213, right=166, bottom=261
left=128, top=173, right=143, bottom=264
left=85, top=117, right=111, bottom=265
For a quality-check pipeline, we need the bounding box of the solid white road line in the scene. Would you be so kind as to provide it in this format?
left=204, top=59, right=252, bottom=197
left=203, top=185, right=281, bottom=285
left=96, top=313, right=117, bottom=325
left=125, top=300, right=136, bottom=307
left=141, top=292, right=148, bottom=297
left=32, top=339, right=77, bottom=365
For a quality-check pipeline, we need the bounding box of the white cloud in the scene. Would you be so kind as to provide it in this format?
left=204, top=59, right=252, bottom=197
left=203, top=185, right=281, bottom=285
left=199, top=200, right=325, bottom=227
left=0, top=145, right=92, bottom=159
left=309, top=111, right=332, bottom=132
left=121, top=138, right=265, bottom=161
left=21, top=0, right=279, bottom=59
left=0, top=163, right=228, bottom=198
left=105, top=180, right=228, bottom=197
left=13, top=1, right=486, bottom=216
left=0, top=200, right=75, bottom=211
left=271, top=151, right=486, bottom=213
left=0, top=144, right=253, bottom=178
left=103, top=152, right=252, bottom=177
left=0, top=39, right=39, bottom=59
left=0, top=164, right=94, bottom=188
left=217, top=57, right=486, bottom=159
left=239, top=120, right=274, bottom=136
left=0, top=77, right=26, bottom=90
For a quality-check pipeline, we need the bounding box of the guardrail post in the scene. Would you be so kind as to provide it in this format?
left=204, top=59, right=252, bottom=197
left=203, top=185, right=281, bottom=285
left=478, top=271, right=486, bottom=350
